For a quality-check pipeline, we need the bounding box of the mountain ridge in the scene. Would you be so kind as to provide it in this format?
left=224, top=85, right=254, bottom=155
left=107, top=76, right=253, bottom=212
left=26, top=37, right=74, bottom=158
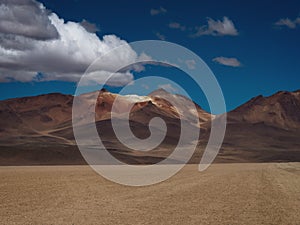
left=0, top=88, right=299, bottom=165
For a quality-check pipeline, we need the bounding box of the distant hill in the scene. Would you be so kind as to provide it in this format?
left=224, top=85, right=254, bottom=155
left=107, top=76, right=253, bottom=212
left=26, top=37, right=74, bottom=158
left=0, top=89, right=299, bottom=165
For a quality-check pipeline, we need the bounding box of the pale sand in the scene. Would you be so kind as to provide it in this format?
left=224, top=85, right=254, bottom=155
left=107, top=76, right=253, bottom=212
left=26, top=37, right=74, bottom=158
left=0, top=163, right=299, bottom=225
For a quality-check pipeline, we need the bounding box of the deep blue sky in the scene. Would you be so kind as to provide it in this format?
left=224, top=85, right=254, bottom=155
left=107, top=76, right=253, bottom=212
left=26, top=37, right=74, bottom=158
left=0, top=0, right=299, bottom=113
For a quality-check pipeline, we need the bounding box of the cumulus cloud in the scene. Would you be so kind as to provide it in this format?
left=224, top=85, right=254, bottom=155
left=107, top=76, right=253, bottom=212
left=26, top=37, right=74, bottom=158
left=274, top=17, right=300, bottom=29
left=0, top=0, right=145, bottom=86
left=213, top=57, right=242, bottom=67
left=169, top=22, right=186, bottom=31
left=155, top=32, right=166, bottom=40
left=77, top=71, right=134, bottom=87
left=0, top=0, right=58, bottom=40
left=80, top=19, right=100, bottom=33
left=192, top=17, right=238, bottom=37
left=158, top=83, right=177, bottom=93
left=150, top=7, right=167, bottom=16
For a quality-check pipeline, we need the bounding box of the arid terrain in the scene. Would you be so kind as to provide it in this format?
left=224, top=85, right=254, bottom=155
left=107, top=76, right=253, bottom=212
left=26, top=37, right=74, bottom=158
left=0, top=163, right=299, bottom=225
left=1, top=89, right=300, bottom=224
left=0, top=1, right=299, bottom=224
left=0, top=89, right=300, bottom=165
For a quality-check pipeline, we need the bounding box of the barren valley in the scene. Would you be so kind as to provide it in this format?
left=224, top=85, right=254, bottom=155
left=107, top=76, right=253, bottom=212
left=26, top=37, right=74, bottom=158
left=1, top=163, right=299, bottom=225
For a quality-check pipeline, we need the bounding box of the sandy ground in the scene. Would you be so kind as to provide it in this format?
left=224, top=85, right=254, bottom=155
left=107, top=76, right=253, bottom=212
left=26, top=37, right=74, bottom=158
left=0, top=163, right=299, bottom=225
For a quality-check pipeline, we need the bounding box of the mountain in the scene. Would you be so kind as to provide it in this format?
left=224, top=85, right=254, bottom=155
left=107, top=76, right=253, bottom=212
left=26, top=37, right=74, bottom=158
left=205, top=90, right=300, bottom=163
left=0, top=89, right=211, bottom=165
left=148, top=88, right=212, bottom=124
left=228, top=90, right=300, bottom=130
left=0, top=89, right=299, bottom=165
left=0, top=93, right=73, bottom=143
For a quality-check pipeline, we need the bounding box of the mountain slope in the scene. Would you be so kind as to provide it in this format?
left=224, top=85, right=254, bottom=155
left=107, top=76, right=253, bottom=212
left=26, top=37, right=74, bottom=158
left=228, top=90, right=300, bottom=130
left=0, top=89, right=207, bottom=165
left=149, top=88, right=212, bottom=124
left=202, top=90, right=300, bottom=163
left=0, top=89, right=300, bottom=165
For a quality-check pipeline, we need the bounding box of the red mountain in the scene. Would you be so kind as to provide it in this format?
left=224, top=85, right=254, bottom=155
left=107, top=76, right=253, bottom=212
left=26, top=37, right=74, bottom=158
left=0, top=89, right=299, bottom=165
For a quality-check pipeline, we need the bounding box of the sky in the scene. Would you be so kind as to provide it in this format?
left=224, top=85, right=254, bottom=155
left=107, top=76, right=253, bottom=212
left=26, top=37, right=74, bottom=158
left=0, top=0, right=299, bottom=113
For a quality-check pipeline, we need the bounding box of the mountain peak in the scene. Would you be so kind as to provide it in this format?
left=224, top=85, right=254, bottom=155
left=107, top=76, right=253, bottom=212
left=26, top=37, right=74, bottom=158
left=230, top=90, right=300, bottom=129
left=100, top=88, right=108, bottom=93
left=148, top=88, right=170, bottom=96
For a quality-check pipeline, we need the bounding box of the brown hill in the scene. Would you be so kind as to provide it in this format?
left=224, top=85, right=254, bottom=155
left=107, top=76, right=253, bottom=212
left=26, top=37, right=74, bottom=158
left=0, top=89, right=208, bottom=165
left=0, top=89, right=299, bottom=165
left=228, top=90, right=300, bottom=130
left=201, top=90, right=300, bottom=163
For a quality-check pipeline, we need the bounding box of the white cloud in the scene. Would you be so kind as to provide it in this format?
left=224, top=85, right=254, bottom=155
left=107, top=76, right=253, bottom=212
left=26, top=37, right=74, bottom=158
left=192, top=17, right=238, bottom=37
left=0, top=0, right=58, bottom=41
left=150, top=7, right=167, bottom=16
left=158, top=83, right=177, bottom=93
left=169, top=22, right=186, bottom=31
left=274, top=17, right=300, bottom=29
left=213, top=57, right=242, bottom=67
left=0, top=0, right=145, bottom=86
left=155, top=32, right=166, bottom=40
left=76, top=71, right=134, bottom=87
left=185, top=59, right=196, bottom=70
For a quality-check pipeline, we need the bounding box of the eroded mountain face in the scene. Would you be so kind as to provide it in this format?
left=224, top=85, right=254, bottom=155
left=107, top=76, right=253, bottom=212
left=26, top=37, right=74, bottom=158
left=228, top=90, right=300, bottom=130
left=0, top=89, right=299, bottom=165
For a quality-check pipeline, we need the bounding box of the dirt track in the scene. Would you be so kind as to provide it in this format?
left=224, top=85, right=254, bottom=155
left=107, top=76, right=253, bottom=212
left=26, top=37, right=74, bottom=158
left=0, top=163, right=299, bottom=224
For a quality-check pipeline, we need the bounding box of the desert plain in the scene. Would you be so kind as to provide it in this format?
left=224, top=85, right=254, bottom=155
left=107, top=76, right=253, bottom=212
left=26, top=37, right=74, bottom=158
left=1, top=163, right=299, bottom=225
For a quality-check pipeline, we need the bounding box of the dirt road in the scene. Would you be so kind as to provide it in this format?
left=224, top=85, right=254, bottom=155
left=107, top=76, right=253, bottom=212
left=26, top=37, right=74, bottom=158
left=0, top=163, right=299, bottom=224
